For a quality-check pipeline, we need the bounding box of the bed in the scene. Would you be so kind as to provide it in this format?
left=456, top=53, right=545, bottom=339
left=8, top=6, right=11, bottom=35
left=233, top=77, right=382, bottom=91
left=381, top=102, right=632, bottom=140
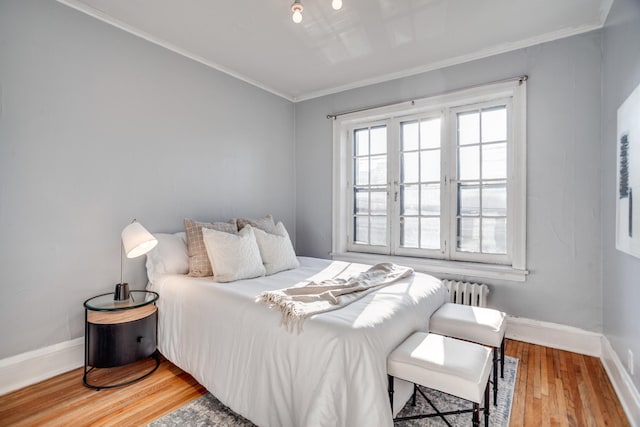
left=147, top=255, right=447, bottom=427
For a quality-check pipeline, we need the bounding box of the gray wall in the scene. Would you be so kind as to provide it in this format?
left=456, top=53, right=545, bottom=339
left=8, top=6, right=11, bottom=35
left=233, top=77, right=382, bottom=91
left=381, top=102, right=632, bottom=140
left=295, top=32, right=604, bottom=331
left=0, top=0, right=295, bottom=359
left=602, top=0, right=640, bottom=391
left=2, top=0, right=632, bottom=369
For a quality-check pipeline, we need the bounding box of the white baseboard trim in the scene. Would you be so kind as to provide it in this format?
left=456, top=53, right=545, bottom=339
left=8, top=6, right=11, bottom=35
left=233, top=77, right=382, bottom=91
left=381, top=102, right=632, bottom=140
left=1, top=320, right=638, bottom=426
left=0, top=337, right=84, bottom=397
left=506, top=316, right=603, bottom=357
left=601, top=337, right=640, bottom=427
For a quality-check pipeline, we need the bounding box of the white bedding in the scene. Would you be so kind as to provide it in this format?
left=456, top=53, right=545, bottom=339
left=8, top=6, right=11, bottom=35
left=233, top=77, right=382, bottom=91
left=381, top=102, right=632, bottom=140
left=147, top=256, right=447, bottom=427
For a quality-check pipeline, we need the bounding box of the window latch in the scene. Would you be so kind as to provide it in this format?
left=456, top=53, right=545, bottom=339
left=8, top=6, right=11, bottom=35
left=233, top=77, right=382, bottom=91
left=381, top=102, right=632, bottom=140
left=394, top=191, right=398, bottom=202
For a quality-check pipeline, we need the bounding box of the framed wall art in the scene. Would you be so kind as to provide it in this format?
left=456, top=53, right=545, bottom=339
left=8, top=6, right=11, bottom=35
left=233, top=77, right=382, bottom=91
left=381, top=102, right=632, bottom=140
left=616, top=81, right=640, bottom=258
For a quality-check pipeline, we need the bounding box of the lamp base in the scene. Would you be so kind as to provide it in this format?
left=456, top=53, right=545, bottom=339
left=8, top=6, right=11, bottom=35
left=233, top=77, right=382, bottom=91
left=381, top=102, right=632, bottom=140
left=114, top=283, right=130, bottom=301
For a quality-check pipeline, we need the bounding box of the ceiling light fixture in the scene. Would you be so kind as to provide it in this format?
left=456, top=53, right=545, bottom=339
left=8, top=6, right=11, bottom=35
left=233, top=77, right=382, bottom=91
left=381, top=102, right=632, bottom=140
left=291, top=1, right=303, bottom=23
left=291, top=1, right=343, bottom=24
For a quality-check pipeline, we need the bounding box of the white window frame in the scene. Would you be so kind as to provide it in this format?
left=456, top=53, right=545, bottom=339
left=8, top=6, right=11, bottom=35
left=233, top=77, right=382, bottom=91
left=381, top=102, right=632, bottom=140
left=331, top=79, right=528, bottom=282
left=346, top=119, right=391, bottom=255
left=392, top=111, right=448, bottom=261
left=448, top=99, right=513, bottom=266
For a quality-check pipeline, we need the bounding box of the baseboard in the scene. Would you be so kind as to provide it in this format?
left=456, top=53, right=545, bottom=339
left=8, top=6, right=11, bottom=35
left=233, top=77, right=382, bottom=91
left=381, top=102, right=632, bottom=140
left=505, top=316, right=602, bottom=357
left=0, top=338, right=84, bottom=397
left=1, top=321, right=638, bottom=426
left=601, top=337, right=640, bottom=427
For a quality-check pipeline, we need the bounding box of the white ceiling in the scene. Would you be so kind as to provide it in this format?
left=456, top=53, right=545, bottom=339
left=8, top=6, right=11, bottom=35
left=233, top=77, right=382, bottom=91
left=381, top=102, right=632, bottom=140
left=58, top=0, right=612, bottom=102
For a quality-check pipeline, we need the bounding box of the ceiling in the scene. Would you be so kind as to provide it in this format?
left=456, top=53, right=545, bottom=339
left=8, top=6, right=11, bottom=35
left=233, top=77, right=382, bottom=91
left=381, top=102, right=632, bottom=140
left=58, top=0, right=612, bottom=102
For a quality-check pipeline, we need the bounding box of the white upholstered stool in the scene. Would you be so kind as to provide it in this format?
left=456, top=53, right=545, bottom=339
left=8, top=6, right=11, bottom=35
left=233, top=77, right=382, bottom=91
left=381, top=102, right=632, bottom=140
left=429, top=303, right=506, bottom=406
left=387, top=332, right=492, bottom=426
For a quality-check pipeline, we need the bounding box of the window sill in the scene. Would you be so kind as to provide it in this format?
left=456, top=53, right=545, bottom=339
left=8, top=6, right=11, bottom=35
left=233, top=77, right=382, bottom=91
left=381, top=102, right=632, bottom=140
left=330, top=252, right=528, bottom=282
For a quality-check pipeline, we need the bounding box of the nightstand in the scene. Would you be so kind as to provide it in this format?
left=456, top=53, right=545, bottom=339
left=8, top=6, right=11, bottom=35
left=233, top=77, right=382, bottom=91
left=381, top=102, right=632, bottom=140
left=83, top=290, right=159, bottom=389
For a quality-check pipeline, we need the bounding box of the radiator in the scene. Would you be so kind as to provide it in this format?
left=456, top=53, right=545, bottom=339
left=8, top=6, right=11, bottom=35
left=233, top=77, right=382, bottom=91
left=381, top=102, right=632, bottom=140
left=442, top=280, right=490, bottom=307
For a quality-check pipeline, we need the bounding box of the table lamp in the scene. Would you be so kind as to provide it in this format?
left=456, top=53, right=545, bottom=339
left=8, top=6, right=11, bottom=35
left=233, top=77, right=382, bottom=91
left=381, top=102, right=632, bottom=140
left=115, top=220, right=158, bottom=301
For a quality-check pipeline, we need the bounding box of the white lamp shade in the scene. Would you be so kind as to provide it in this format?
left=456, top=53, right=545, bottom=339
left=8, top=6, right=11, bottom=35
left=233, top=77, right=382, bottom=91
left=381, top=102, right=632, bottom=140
left=121, top=222, right=158, bottom=258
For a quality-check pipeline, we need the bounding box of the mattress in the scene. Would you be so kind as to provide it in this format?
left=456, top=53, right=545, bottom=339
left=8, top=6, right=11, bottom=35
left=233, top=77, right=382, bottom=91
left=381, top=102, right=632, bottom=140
left=147, top=256, right=447, bottom=427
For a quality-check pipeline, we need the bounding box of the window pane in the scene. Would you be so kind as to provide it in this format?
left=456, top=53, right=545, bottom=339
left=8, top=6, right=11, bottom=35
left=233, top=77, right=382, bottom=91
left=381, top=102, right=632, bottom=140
left=401, top=217, right=419, bottom=248
left=354, top=216, right=368, bottom=244
left=401, top=184, right=419, bottom=215
left=481, top=107, right=507, bottom=143
left=420, top=118, right=441, bottom=149
left=402, top=121, right=419, bottom=151
left=420, top=217, right=440, bottom=250
left=458, top=112, right=479, bottom=146
left=420, top=150, right=440, bottom=182
left=370, top=216, right=387, bottom=245
left=370, top=126, right=387, bottom=155
left=482, top=217, right=507, bottom=254
left=482, top=142, right=507, bottom=180
left=355, top=157, right=369, bottom=185
left=402, top=152, right=419, bottom=183
left=420, top=184, right=440, bottom=215
left=457, top=217, right=480, bottom=252
left=482, top=184, right=507, bottom=216
left=370, top=191, right=387, bottom=215
left=458, top=145, right=480, bottom=181
left=354, top=190, right=369, bottom=214
left=370, top=155, right=387, bottom=185
left=355, top=129, right=368, bottom=156
left=458, top=184, right=480, bottom=216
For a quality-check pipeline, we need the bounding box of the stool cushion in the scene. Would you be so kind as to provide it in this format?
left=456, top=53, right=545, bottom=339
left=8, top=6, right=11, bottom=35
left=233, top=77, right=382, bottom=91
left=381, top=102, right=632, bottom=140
left=429, top=303, right=506, bottom=348
left=388, top=332, right=492, bottom=403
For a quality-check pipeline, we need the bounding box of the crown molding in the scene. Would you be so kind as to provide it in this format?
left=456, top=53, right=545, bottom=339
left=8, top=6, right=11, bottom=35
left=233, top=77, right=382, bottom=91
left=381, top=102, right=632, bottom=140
left=57, top=1, right=608, bottom=104
left=293, top=23, right=604, bottom=102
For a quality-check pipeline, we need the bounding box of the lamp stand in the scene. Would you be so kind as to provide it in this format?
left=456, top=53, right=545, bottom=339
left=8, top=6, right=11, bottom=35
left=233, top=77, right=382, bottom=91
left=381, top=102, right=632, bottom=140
left=114, top=283, right=130, bottom=301
left=114, top=240, right=130, bottom=301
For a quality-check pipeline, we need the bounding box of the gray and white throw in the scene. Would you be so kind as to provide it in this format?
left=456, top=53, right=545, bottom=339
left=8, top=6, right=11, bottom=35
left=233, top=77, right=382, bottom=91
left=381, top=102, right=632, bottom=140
left=257, top=263, right=414, bottom=332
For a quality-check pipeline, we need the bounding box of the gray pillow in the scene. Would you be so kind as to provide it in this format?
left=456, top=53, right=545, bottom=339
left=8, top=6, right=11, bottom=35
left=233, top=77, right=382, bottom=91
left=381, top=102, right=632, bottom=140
left=236, top=214, right=276, bottom=233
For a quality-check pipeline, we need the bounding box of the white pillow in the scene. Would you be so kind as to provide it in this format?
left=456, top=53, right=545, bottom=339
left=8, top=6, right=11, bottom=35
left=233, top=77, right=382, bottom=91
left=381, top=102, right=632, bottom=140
left=145, top=232, right=189, bottom=282
left=253, top=222, right=299, bottom=275
left=202, top=225, right=266, bottom=283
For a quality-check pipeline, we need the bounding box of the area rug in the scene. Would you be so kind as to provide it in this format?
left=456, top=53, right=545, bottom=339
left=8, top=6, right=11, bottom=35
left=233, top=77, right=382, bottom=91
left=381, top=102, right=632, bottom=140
left=150, top=356, right=517, bottom=427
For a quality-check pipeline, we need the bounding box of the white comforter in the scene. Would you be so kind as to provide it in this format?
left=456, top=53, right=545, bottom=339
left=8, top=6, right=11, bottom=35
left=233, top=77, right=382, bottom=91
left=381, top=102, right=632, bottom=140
left=147, top=257, right=447, bottom=427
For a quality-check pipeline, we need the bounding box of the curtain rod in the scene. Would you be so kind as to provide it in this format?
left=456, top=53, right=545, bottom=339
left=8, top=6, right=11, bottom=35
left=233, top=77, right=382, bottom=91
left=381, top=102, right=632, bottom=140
left=326, top=75, right=528, bottom=120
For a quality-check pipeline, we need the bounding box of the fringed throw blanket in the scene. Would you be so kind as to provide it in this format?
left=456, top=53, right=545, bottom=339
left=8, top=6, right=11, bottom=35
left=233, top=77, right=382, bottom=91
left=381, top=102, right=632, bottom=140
left=256, top=263, right=414, bottom=332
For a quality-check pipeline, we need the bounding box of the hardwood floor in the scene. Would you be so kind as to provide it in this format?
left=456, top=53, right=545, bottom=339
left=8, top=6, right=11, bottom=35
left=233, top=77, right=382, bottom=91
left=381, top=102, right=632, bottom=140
left=506, top=340, right=629, bottom=426
left=0, top=340, right=631, bottom=426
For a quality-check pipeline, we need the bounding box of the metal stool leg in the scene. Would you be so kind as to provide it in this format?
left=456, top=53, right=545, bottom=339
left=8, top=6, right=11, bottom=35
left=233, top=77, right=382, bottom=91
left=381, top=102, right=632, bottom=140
left=501, top=338, right=505, bottom=379
left=388, top=375, right=394, bottom=413
left=493, top=346, right=499, bottom=406
left=472, top=402, right=480, bottom=427
left=411, top=383, right=417, bottom=406
left=484, top=381, right=490, bottom=426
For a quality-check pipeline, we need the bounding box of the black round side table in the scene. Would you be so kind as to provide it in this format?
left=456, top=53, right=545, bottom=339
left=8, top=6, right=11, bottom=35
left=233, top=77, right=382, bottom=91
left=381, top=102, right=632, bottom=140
left=83, top=290, right=159, bottom=389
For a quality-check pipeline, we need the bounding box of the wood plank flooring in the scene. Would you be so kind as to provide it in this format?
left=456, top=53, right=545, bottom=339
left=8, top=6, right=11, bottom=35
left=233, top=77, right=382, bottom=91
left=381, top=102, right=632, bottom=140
left=0, top=340, right=631, bottom=426
left=507, top=340, right=630, bottom=426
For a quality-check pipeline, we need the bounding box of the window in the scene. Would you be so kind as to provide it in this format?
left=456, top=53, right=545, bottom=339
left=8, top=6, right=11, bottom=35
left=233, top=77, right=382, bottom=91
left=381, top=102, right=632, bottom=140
left=352, top=124, right=388, bottom=248
left=332, top=79, right=527, bottom=281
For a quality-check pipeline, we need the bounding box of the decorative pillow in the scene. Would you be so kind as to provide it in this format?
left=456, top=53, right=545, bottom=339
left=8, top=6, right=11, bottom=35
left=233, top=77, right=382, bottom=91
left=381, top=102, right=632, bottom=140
left=145, top=232, right=189, bottom=282
left=253, top=222, right=300, bottom=275
left=236, top=214, right=276, bottom=233
left=202, top=225, right=266, bottom=283
left=184, top=218, right=237, bottom=277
